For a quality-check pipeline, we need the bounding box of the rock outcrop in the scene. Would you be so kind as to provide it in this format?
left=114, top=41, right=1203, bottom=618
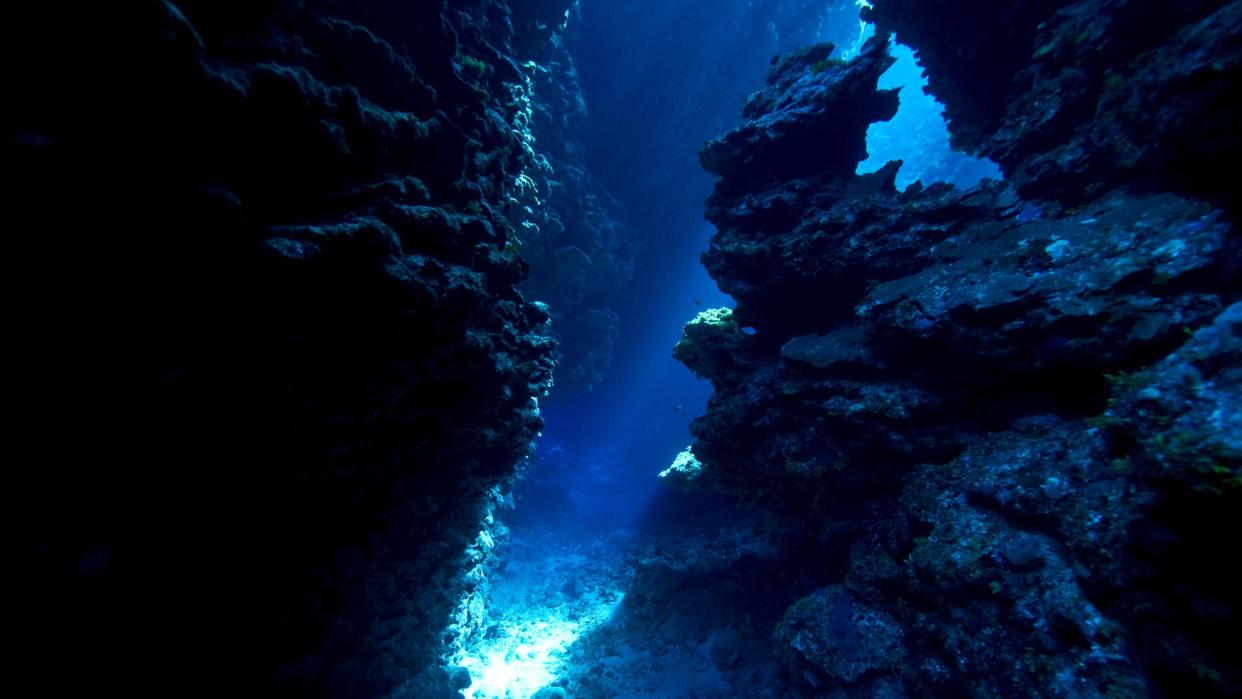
left=7, top=1, right=567, bottom=695
left=675, top=4, right=1241, bottom=695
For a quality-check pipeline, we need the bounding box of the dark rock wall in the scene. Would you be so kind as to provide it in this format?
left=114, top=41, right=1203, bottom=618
left=6, top=1, right=568, bottom=695
left=675, top=2, right=1241, bottom=696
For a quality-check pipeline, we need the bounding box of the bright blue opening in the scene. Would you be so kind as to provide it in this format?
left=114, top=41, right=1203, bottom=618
left=857, top=41, right=1003, bottom=190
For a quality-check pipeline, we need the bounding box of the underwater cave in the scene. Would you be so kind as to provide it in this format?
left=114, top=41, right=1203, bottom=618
left=7, top=0, right=1241, bottom=697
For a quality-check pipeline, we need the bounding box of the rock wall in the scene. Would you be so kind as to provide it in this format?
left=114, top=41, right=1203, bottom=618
left=6, top=1, right=568, bottom=695
left=673, top=2, right=1241, bottom=695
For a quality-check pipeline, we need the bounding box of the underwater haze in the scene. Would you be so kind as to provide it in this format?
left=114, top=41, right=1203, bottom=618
left=7, top=0, right=1241, bottom=697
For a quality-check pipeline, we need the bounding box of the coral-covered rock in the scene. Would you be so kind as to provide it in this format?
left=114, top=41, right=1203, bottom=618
left=1104, top=301, right=1242, bottom=492
left=775, top=586, right=905, bottom=686
left=675, top=5, right=1241, bottom=696
left=879, top=417, right=1151, bottom=697
left=856, top=189, right=1231, bottom=376
left=659, top=447, right=707, bottom=489
left=700, top=39, right=898, bottom=192
left=673, top=307, right=747, bottom=382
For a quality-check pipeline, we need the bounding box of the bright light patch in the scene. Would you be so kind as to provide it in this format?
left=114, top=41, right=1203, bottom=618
left=458, top=592, right=624, bottom=699
left=460, top=622, right=570, bottom=699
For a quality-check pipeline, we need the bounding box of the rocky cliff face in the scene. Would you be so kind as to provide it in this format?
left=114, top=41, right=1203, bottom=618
left=674, top=2, right=1241, bottom=696
left=6, top=1, right=571, bottom=695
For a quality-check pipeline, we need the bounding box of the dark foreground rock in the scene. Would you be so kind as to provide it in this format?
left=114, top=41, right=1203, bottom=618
left=5, top=1, right=569, bottom=695
left=674, top=5, right=1241, bottom=697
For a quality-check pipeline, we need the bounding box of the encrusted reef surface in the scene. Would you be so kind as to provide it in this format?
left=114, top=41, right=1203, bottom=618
left=674, top=4, right=1241, bottom=696
left=6, top=1, right=570, bottom=695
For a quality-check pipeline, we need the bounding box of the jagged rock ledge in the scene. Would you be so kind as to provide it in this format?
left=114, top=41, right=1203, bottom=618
left=674, top=6, right=1240, bottom=696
